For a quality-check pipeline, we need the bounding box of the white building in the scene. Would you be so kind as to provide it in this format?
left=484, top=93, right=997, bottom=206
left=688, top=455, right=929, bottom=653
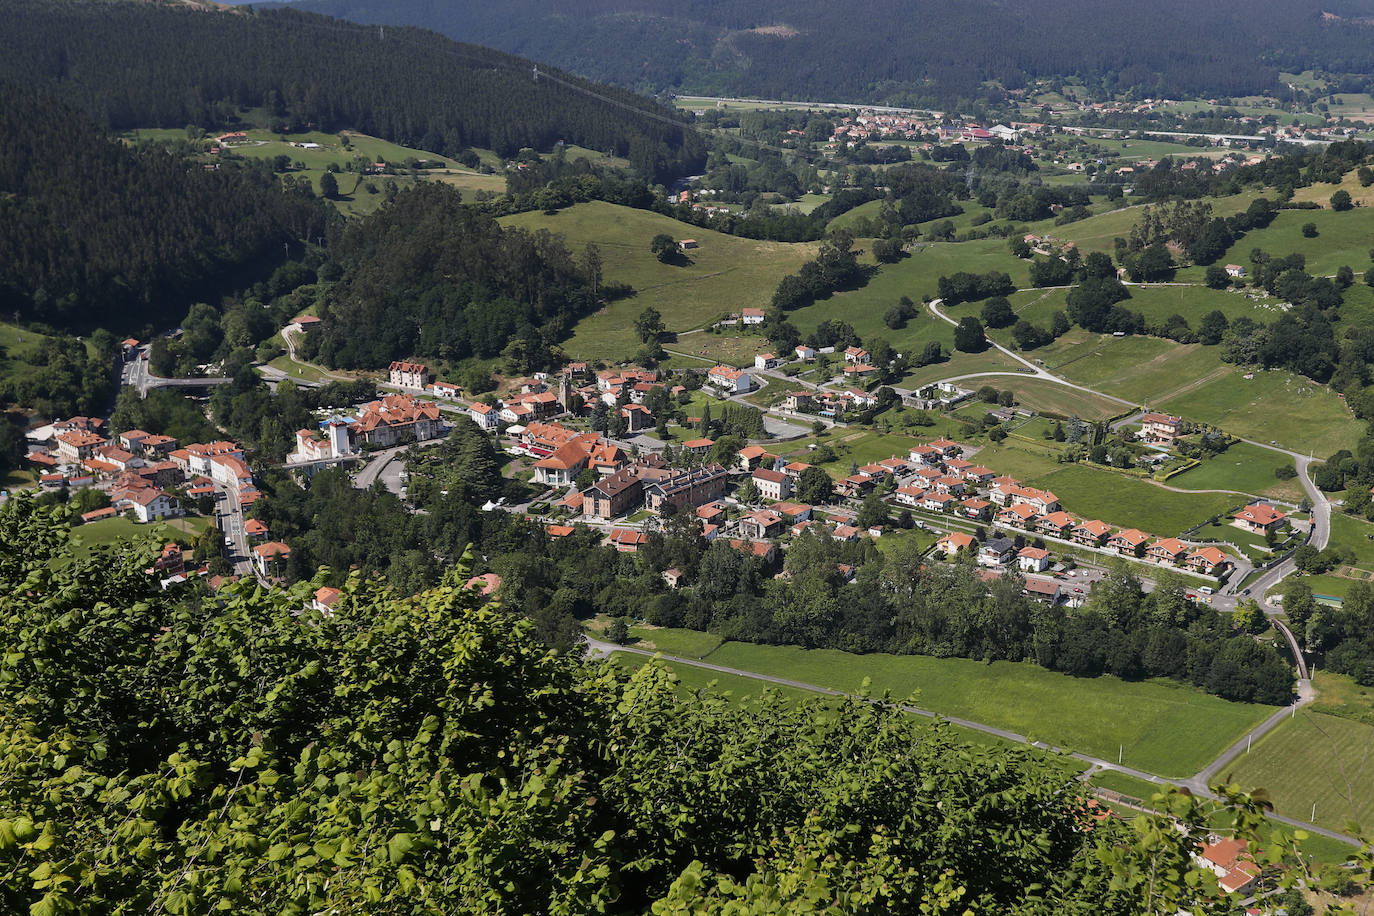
left=707, top=365, right=753, bottom=393
left=469, top=402, right=500, bottom=430
left=290, top=420, right=353, bottom=463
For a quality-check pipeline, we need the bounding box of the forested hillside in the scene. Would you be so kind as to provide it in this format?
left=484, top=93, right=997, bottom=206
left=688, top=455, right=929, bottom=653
left=0, top=494, right=1304, bottom=913
left=0, top=86, right=332, bottom=331
left=0, top=0, right=705, bottom=182
left=286, top=0, right=1374, bottom=103
left=300, top=183, right=596, bottom=370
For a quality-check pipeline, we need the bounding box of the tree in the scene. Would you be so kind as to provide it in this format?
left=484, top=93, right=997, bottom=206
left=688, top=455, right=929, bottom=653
left=1301, top=222, right=1318, bottom=238
left=1204, top=265, right=1230, bottom=289
left=1197, top=309, right=1230, bottom=346
left=981, top=296, right=1016, bottom=329
left=795, top=466, right=834, bottom=505
left=856, top=491, right=889, bottom=529
left=953, top=316, right=988, bottom=353
left=319, top=170, right=339, bottom=199
left=1082, top=250, right=1115, bottom=279
left=635, top=306, right=665, bottom=343
left=650, top=233, right=677, bottom=262
left=1331, top=189, right=1353, bottom=211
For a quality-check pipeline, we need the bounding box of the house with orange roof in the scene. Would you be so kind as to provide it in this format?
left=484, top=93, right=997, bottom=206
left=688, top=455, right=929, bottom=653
left=252, top=541, right=291, bottom=578
left=750, top=467, right=789, bottom=501
left=607, top=528, right=649, bottom=552
left=1140, top=412, right=1182, bottom=445
left=1108, top=529, right=1150, bottom=556
left=388, top=360, right=431, bottom=389
left=961, top=497, right=992, bottom=520
left=1194, top=836, right=1261, bottom=896
left=245, top=518, right=269, bottom=538
left=1073, top=519, right=1113, bottom=546
left=929, top=438, right=961, bottom=456
left=922, top=492, right=955, bottom=512
left=736, top=445, right=773, bottom=471
left=729, top=539, right=778, bottom=563
left=706, top=365, right=754, bottom=393
left=936, top=531, right=977, bottom=556
left=1017, top=546, right=1051, bottom=572
left=1232, top=503, right=1287, bottom=534
left=1148, top=537, right=1191, bottom=565
left=353, top=394, right=444, bottom=446
left=1037, top=511, right=1077, bottom=538
left=739, top=509, right=784, bottom=539
left=468, top=401, right=500, bottom=430
left=997, top=502, right=1041, bottom=528
left=895, top=485, right=927, bottom=506
left=1187, top=546, right=1232, bottom=575
left=311, top=587, right=342, bottom=614
left=55, top=429, right=108, bottom=463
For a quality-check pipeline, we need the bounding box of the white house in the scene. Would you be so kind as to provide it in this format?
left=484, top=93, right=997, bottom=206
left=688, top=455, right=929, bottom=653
left=795, top=345, right=816, bottom=361
left=469, top=402, right=500, bottom=430
left=122, top=488, right=182, bottom=523
left=1017, top=546, right=1051, bottom=573
left=740, top=308, right=766, bottom=325
left=754, top=353, right=784, bottom=371
left=430, top=381, right=461, bottom=399
left=752, top=468, right=792, bottom=501
left=707, top=365, right=754, bottom=393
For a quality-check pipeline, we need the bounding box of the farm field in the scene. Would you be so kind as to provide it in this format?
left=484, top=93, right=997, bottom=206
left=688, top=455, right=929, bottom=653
left=1322, top=512, right=1374, bottom=570
left=1166, top=441, right=1303, bottom=502
left=1025, top=463, right=1240, bottom=535
left=695, top=641, right=1274, bottom=776
left=666, top=331, right=770, bottom=367
left=625, top=625, right=725, bottom=658
left=1309, top=671, right=1374, bottom=727
left=501, top=201, right=817, bottom=361
left=1225, top=711, right=1374, bottom=836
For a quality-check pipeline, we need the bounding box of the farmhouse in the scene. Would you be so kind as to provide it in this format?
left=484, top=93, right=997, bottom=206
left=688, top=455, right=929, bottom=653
left=1194, top=837, right=1260, bottom=896
left=1140, top=412, right=1182, bottom=445
left=794, top=345, right=816, bottom=361
left=1224, top=264, right=1247, bottom=278
left=754, top=353, right=784, bottom=370
left=741, top=308, right=766, bottom=325
left=844, top=346, right=870, bottom=364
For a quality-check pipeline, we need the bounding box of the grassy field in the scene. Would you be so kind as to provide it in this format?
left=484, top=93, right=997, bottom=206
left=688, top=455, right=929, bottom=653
left=991, top=377, right=1126, bottom=420
left=1028, top=332, right=1357, bottom=454
left=1167, top=441, right=1303, bottom=501
left=1310, top=671, right=1374, bottom=727
left=1052, top=191, right=1261, bottom=253
left=0, top=321, right=97, bottom=397
left=666, top=331, right=770, bottom=367
left=501, top=201, right=817, bottom=361
left=1212, top=206, right=1374, bottom=278
left=625, top=625, right=725, bottom=657
left=1025, top=463, right=1240, bottom=535
left=1225, top=711, right=1374, bottom=836
left=898, top=349, right=1025, bottom=388
left=694, top=641, right=1273, bottom=776
left=1290, top=166, right=1374, bottom=209
left=74, top=514, right=212, bottom=554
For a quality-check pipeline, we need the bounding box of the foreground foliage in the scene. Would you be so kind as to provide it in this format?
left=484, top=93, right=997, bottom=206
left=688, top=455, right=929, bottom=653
left=0, top=496, right=1359, bottom=913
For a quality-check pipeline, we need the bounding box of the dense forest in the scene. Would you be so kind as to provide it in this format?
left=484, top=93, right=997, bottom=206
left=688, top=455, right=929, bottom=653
left=0, top=0, right=704, bottom=183
left=300, top=183, right=596, bottom=371
left=0, top=495, right=1312, bottom=913
left=289, top=0, right=1374, bottom=104
left=0, top=85, right=332, bottom=332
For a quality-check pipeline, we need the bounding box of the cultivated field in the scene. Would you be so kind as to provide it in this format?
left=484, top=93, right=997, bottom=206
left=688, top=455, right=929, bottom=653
left=501, top=201, right=817, bottom=361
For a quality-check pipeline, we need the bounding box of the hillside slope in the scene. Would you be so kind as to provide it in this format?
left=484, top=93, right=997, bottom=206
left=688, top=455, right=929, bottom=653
left=0, top=0, right=704, bottom=182
left=281, top=0, right=1374, bottom=103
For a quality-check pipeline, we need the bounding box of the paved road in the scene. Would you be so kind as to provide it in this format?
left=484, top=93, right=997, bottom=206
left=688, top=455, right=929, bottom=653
left=588, top=636, right=1357, bottom=847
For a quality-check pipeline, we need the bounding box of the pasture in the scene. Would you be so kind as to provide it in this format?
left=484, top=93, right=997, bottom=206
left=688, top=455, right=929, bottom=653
left=1166, top=441, right=1302, bottom=501
left=1025, top=464, right=1240, bottom=535
left=501, top=201, right=817, bottom=361
left=697, top=641, right=1275, bottom=776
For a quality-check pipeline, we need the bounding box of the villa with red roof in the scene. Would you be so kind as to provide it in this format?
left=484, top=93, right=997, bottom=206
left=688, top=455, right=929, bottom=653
left=1232, top=503, right=1287, bottom=534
